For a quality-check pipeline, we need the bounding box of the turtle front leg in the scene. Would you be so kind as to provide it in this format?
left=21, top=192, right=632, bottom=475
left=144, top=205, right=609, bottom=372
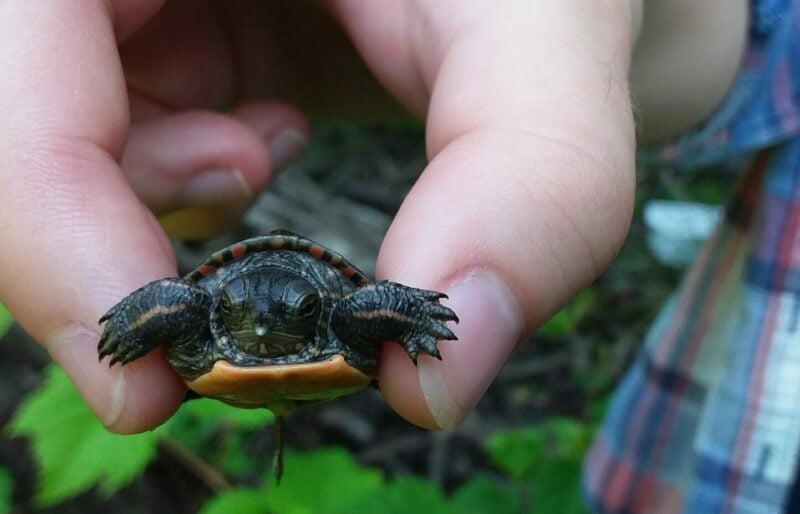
left=332, top=281, right=458, bottom=363
left=98, top=278, right=212, bottom=366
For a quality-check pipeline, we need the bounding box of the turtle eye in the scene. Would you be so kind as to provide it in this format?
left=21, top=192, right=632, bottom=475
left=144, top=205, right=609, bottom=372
left=221, top=278, right=246, bottom=314
left=296, top=294, right=319, bottom=319
left=220, top=294, right=233, bottom=313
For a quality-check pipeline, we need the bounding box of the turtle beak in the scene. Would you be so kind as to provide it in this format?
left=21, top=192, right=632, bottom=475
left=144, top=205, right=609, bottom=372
left=254, top=324, right=268, bottom=337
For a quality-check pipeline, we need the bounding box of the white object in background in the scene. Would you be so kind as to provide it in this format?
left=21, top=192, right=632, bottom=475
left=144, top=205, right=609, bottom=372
left=643, top=200, right=722, bottom=267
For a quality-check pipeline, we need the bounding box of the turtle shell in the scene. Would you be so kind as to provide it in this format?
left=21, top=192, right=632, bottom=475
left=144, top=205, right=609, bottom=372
left=185, top=229, right=369, bottom=286
left=186, top=355, right=373, bottom=412
left=180, top=231, right=374, bottom=409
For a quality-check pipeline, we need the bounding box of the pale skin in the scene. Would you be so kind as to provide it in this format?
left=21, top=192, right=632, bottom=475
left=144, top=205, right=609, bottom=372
left=0, top=0, right=748, bottom=433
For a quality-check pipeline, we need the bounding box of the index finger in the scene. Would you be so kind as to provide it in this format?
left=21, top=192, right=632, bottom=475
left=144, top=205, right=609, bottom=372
left=0, top=1, right=184, bottom=432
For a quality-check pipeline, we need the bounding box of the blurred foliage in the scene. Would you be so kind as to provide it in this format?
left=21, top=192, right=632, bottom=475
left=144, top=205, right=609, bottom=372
left=0, top=304, right=12, bottom=340
left=0, top=467, right=12, bottom=514
left=449, top=475, right=522, bottom=514
left=199, top=439, right=593, bottom=514
left=198, top=487, right=264, bottom=514
left=169, top=397, right=274, bottom=480
left=7, top=366, right=161, bottom=507
left=538, top=290, right=598, bottom=339
left=7, top=364, right=601, bottom=513
left=487, top=419, right=593, bottom=514
left=264, top=448, right=383, bottom=513
left=6, top=365, right=279, bottom=508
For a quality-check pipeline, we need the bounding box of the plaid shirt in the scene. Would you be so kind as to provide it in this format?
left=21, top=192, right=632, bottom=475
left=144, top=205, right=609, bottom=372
left=583, top=1, right=800, bottom=513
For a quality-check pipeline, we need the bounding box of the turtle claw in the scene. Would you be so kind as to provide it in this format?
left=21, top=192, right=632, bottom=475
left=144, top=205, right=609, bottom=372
left=392, top=287, right=458, bottom=364
left=420, top=289, right=448, bottom=302
left=98, top=315, right=153, bottom=367
left=400, top=330, right=452, bottom=365
left=428, top=304, right=459, bottom=324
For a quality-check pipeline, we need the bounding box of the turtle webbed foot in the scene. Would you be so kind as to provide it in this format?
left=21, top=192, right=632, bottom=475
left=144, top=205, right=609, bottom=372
left=98, top=314, right=155, bottom=366
left=394, top=287, right=459, bottom=363
left=98, top=283, right=167, bottom=366
left=97, top=278, right=212, bottom=367
left=334, top=281, right=459, bottom=365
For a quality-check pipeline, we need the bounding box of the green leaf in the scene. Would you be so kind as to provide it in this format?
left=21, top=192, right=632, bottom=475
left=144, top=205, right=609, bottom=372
left=587, top=395, right=610, bottom=425
left=0, top=467, right=13, bottom=514
left=528, top=421, right=592, bottom=514
left=485, top=419, right=593, bottom=514
left=167, top=398, right=274, bottom=479
left=486, top=426, right=546, bottom=480
left=199, top=487, right=266, bottom=514
left=7, top=366, right=160, bottom=506
left=265, top=448, right=383, bottom=514
left=541, top=418, right=592, bottom=460
left=538, top=310, right=576, bottom=339
left=486, top=419, right=594, bottom=481
left=354, top=476, right=449, bottom=514
left=450, top=475, right=521, bottom=514
left=527, top=460, right=588, bottom=514
left=178, top=397, right=274, bottom=429
left=538, top=290, right=596, bottom=339
left=0, top=303, right=13, bottom=338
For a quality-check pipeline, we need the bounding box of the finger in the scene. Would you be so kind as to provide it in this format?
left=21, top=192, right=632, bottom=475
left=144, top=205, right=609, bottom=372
left=121, top=102, right=308, bottom=238
left=123, top=112, right=266, bottom=214
left=369, top=2, right=639, bottom=429
left=0, top=1, right=185, bottom=433
left=119, top=0, right=236, bottom=109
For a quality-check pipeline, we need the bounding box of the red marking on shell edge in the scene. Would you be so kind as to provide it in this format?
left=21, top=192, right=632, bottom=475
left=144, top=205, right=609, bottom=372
left=231, top=244, right=247, bottom=259
left=309, top=245, right=324, bottom=259
left=341, top=267, right=355, bottom=277
left=198, top=264, right=216, bottom=276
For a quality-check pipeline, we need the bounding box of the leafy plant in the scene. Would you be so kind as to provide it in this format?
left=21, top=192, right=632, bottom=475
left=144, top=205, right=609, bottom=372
left=7, top=366, right=161, bottom=507
left=198, top=420, right=597, bottom=514
left=168, top=397, right=274, bottom=479
left=198, top=488, right=265, bottom=514
left=0, top=303, right=13, bottom=339
left=486, top=418, right=595, bottom=514
left=449, top=475, right=522, bottom=514
left=538, top=290, right=597, bottom=339
left=7, top=364, right=279, bottom=507
left=200, top=448, right=384, bottom=514
left=266, top=448, right=383, bottom=513
left=198, top=450, right=459, bottom=514
left=353, top=475, right=450, bottom=514
left=0, top=467, right=13, bottom=514
left=8, top=363, right=600, bottom=513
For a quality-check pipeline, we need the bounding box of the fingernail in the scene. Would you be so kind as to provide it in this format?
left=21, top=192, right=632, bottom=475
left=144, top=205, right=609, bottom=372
left=268, top=129, right=307, bottom=171
left=183, top=169, right=252, bottom=206
left=46, top=322, right=127, bottom=428
left=418, top=270, right=523, bottom=430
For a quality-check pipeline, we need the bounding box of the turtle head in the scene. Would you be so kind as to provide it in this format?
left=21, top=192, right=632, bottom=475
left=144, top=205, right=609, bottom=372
left=218, top=269, right=321, bottom=357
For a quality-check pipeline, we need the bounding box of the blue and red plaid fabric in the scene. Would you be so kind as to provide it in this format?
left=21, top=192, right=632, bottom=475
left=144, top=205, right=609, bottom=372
left=583, top=1, right=800, bottom=513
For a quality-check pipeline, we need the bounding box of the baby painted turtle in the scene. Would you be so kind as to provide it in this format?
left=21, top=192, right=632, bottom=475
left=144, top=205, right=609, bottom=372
left=97, top=230, right=458, bottom=478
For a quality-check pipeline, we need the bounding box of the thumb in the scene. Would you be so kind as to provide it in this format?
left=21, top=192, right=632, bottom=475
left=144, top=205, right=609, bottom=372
left=377, top=127, right=635, bottom=429
left=374, top=1, right=638, bottom=429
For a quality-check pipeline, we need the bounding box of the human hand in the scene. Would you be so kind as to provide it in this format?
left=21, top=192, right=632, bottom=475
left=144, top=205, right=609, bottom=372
left=0, top=0, right=639, bottom=432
